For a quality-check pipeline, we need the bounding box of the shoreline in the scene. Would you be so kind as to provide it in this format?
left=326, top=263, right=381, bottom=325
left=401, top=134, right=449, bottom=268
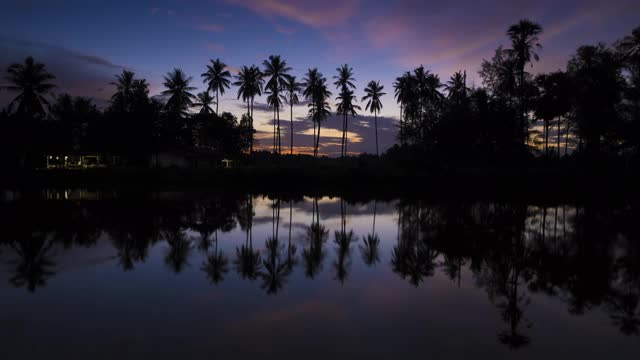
left=1, top=166, right=638, bottom=201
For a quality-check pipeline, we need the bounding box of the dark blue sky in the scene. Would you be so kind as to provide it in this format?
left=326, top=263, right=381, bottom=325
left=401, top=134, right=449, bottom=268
left=1, top=0, right=639, bottom=154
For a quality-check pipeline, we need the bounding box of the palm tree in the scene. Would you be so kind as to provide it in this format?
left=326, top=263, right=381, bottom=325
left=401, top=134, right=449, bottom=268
left=303, top=68, right=321, bottom=151
left=444, top=71, right=469, bottom=105
left=263, top=55, right=292, bottom=154
left=393, top=72, right=411, bottom=145
left=616, top=26, right=640, bottom=67
left=162, top=68, right=196, bottom=117
left=283, top=75, right=302, bottom=154
left=266, top=84, right=283, bottom=153
left=110, top=70, right=135, bottom=112
left=194, top=91, right=215, bottom=114
left=336, top=88, right=361, bottom=158
left=234, top=65, right=264, bottom=154
left=507, top=19, right=544, bottom=143
left=311, top=78, right=332, bottom=158
left=3, top=56, right=56, bottom=116
left=362, top=81, right=386, bottom=156
left=334, top=64, right=357, bottom=157
left=201, top=58, right=231, bottom=115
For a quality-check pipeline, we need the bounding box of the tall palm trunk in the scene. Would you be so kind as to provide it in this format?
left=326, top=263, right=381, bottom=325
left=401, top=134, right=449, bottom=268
left=344, top=115, right=349, bottom=157
left=277, top=106, right=282, bottom=154
left=216, top=88, right=220, bottom=115
left=399, top=104, right=403, bottom=146
left=250, top=97, right=255, bottom=155
left=290, top=100, right=294, bottom=155
left=316, top=121, right=322, bottom=158
left=273, top=108, right=277, bottom=154
left=374, top=110, right=379, bottom=156
left=520, top=69, right=526, bottom=145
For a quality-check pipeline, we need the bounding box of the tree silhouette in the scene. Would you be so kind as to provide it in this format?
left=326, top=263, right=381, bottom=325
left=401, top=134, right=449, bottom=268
left=201, top=58, right=232, bottom=115
left=303, top=69, right=332, bottom=157
left=263, top=55, right=292, bottom=154
left=283, top=75, right=302, bottom=155
left=393, top=72, right=412, bottom=145
left=162, top=68, right=196, bottom=118
left=362, top=81, right=386, bottom=156
left=110, top=70, right=135, bottom=112
left=507, top=19, right=543, bottom=144
left=444, top=71, right=469, bottom=106
left=567, top=44, right=623, bottom=157
left=194, top=91, right=215, bottom=114
left=2, top=56, right=56, bottom=116
left=234, top=65, right=264, bottom=154
left=334, top=64, right=358, bottom=157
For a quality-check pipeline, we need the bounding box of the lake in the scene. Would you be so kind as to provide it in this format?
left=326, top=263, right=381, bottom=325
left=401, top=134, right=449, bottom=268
left=0, top=190, right=638, bottom=359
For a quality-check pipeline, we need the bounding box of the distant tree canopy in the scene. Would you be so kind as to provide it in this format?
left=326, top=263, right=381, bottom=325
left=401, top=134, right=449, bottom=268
left=1, top=21, right=640, bottom=168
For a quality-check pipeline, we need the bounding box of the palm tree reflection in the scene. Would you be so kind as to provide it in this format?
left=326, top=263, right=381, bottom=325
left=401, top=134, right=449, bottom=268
left=303, top=197, right=328, bottom=278
left=360, top=200, right=380, bottom=267
left=8, top=232, right=56, bottom=293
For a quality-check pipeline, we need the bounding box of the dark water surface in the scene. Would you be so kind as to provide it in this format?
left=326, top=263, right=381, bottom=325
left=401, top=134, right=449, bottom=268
left=1, top=189, right=639, bottom=359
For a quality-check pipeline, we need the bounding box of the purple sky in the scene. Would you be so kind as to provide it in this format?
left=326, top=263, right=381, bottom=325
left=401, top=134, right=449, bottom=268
left=1, top=0, right=639, bottom=154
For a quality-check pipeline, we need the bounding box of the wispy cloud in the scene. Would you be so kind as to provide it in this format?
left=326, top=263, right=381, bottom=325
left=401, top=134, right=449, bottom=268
left=196, top=23, right=225, bottom=32
left=202, top=42, right=225, bottom=52
left=225, top=0, right=360, bottom=28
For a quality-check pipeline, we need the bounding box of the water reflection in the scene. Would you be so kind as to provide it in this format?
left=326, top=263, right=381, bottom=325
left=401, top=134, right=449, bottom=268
left=0, top=191, right=639, bottom=356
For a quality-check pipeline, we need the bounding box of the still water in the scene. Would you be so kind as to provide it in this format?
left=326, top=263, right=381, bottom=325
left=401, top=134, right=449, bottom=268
left=0, top=190, right=639, bottom=359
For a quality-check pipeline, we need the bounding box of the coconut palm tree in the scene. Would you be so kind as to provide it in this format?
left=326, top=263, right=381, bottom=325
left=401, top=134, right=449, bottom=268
left=303, top=68, right=321, bottom=150
left=362, top=81, right=386, bottom=156
left=110, top=70, right=136, bottom=112
left=201, top=58, right=231, bottom=115
left=263, top=55, right=292, bottom=154
left=266, top=83, right=283, bottom=153
left=334, top=64, right=357, bottom=156
left=283, top=75, right=302, bottom=154
left=507, top=19, right=544, bottom=143
left=616, top=26, right=640, bottom=68
left=393, top=72, right=411, bottom=145
left=3, top=56, right=56, bottom=116
left=162, top=68, right=196, bottom=117
left=311, top=77, right=332, bottom=158
left=444, top=71, right=469, bottom=105
left=336, top=88, right=361, bottom=158
left=194, top=91, right=215, bottom=114
left=234, top=66, right=264, bottom=154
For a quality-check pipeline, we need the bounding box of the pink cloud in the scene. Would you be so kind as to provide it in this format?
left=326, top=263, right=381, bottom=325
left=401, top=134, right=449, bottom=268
left=196, top=23, right=225, bottom=32
left=202, top=42, right=225, bottom=52
left=150, top=7, right=160, bottom=15
left=225, top=0, right=360, bottom=28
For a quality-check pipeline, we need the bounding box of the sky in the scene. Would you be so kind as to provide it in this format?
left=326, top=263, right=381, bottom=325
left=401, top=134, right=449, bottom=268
left=1, top=0, right=639, bottom=155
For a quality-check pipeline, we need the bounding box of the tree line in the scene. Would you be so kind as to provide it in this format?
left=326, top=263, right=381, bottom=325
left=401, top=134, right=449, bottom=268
left=1, top=20, right=639, bottom=168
